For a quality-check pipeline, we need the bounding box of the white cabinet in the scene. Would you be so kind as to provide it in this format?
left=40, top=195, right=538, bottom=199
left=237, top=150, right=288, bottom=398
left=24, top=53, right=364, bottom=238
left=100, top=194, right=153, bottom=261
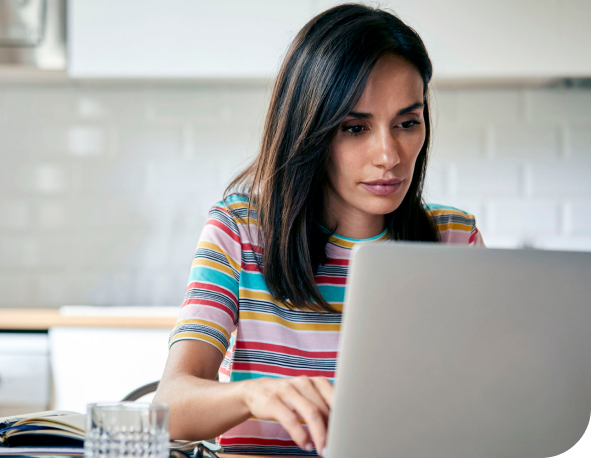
left=317, top=0, right=591, bottom=80
left=0, top=334, right=50, bottom=416
left=68, top=0, right=314, bottom=78
left=558, top=0, right=591, bottom=77
left=49, top=327, right=171, bottom=412
left=67, top=0, right=591, bottom=81
left=378, top=0, right=558, bottom=78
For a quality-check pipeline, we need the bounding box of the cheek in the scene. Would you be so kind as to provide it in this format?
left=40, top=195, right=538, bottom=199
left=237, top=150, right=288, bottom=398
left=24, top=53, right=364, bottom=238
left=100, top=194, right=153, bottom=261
left=407, top=143, right=423, bottom=167
left=416, top=123, right=427, bottom=150
left=328, top=142, right=359, bottom=186
left=414, top=136, right=425, bottom=153
left=402, top=129, right=426, bottom=165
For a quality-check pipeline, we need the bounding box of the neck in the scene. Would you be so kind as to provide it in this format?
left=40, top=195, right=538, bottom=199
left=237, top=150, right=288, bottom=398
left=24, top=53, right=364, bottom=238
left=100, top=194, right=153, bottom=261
left=323, top=189, right=386, bottom=240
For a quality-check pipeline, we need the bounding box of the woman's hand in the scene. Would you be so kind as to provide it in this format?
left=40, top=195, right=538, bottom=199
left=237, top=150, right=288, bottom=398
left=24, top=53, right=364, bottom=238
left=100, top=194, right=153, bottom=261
left=241, top=376, right=334, bottom=455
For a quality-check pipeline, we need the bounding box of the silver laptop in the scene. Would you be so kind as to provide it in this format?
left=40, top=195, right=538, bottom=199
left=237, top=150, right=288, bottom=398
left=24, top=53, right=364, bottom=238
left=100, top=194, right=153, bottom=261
left=327, top=243, right=591, bottom=458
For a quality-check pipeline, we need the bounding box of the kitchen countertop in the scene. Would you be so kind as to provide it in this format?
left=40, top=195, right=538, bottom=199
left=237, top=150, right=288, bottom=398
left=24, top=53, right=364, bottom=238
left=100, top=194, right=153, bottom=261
left=0, top=307, right=178, bottom=330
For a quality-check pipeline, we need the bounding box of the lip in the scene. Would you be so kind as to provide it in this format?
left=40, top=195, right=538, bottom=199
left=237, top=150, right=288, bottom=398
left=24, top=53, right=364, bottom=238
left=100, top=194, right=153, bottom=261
left=362, top=178, right=403, bottom=186
left=361, top=178, right=403, bottom=196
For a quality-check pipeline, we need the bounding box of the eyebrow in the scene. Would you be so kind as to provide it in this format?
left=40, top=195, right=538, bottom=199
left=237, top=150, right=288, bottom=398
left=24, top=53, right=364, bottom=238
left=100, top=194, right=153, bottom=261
left=347, top=102, right=425, bottom=119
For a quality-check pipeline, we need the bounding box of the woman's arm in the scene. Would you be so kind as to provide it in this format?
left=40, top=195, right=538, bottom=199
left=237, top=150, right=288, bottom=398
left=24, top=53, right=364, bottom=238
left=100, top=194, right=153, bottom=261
left=153, top=340, right=247, bottom=440
left=154, top=340, right=333, bottom=455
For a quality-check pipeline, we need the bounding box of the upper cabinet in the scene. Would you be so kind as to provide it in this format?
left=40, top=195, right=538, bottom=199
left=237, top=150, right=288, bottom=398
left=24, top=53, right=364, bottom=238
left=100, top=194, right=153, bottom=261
left=557, top=0, right=591, bottom=76
left=68, top=0, right=314, bottom=78
left=318, top=0, right=591, bottom=81
left=69, top=0, right=591, bottom=80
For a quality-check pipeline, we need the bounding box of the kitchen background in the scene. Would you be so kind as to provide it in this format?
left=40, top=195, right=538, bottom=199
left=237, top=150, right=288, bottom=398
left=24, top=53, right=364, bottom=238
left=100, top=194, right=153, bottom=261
left=1, top=82, right=591, bottom=308
left=1, top=0, right=591, bottom=427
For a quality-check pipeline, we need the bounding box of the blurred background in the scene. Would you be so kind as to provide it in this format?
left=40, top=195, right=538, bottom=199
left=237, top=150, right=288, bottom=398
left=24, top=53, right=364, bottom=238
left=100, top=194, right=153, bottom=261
left=0, top=0, right=590, bottom=414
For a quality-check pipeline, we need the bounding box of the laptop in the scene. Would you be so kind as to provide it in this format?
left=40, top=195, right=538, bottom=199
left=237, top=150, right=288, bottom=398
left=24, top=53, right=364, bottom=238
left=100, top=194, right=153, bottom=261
left=327, top=243, right=591, bottom=458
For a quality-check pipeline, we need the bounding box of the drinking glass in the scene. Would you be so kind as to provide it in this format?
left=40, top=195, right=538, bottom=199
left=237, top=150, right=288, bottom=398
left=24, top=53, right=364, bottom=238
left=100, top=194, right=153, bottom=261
left=84, top=402, right=169, bottom=458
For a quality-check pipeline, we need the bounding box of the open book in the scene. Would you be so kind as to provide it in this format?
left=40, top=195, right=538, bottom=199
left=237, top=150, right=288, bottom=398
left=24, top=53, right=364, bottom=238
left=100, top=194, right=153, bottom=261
left=0, top=411, right=84, bottom=447
left=0, top=411, right=84, bottom=456
left=0, top=410, right=221, bottom=456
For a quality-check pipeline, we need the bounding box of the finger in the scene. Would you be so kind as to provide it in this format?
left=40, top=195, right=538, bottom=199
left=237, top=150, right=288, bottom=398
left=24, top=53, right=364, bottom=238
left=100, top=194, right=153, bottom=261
left=293, top=376, right=330, bottom=417
left=266, top=396, right=313, bottom=451
left=280, top=385, right=328, bottom=454
left=311, top=377, right=334, bottom=408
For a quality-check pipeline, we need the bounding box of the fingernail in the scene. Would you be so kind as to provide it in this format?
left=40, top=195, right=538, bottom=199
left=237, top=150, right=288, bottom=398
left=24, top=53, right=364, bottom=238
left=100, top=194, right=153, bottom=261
left=305, top=443, right=314, bottom=452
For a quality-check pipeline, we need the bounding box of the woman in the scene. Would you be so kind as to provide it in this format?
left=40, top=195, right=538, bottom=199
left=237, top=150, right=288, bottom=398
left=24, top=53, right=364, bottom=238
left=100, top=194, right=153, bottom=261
left=154, top=4, right=484, bottom=456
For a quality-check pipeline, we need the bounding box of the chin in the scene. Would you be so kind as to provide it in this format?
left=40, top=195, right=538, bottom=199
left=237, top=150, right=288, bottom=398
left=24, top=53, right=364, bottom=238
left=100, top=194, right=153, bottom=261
left=362, top=196, right=404, bottom=215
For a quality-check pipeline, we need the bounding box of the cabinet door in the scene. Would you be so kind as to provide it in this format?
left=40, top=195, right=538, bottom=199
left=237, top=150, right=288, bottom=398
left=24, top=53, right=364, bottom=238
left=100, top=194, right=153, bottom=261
left=317, top=0, right=574, bottom=79
left=68, top=0, right=313, bottom=78
left=0, top=355, right=50, bottom=406
left=49, top=327, right=171, bottom=412
left=0, top=334, right=50, bottom=413
left=557, top=0, right=591, bottom=76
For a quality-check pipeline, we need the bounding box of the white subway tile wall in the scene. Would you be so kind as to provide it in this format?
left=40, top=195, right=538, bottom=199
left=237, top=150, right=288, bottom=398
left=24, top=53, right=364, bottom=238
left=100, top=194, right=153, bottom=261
left=0, top=84, right=589, bottom=307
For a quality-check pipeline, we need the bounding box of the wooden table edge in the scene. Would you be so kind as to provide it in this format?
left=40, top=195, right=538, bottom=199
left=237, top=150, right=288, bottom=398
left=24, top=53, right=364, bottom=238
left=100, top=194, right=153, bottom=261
left=0, top=308, right=176, bottom=330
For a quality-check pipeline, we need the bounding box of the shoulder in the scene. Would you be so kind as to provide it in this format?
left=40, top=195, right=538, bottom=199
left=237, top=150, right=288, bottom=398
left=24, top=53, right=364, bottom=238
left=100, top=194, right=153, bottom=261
left=206, top=193, right=262, bottom=248
left=210, top=193, right=257, bottom=226
left=212, top=193, right=250, bottom=213
left=424, top=203, right=476, bottom=229
left=423, top=203, right=481, bottom=245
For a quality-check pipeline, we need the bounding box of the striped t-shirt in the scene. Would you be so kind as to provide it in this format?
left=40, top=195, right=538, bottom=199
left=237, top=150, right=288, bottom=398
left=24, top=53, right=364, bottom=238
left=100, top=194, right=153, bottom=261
left=170, top=193, right=485, bottom=455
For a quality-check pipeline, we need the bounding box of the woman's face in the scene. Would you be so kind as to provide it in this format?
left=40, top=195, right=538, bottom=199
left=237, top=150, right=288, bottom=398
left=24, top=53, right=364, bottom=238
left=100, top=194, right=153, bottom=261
left=325, top=54, right=426, bottom=236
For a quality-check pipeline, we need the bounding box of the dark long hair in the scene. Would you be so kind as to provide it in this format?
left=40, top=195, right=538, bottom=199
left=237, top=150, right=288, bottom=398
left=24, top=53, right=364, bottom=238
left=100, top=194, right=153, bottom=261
left=225, top=4, right=439, bottom=313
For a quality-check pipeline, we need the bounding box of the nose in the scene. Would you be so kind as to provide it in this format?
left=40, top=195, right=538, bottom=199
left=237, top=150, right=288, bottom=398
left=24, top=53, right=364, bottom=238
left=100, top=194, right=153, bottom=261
left=371, top=125, right=400, bottom=169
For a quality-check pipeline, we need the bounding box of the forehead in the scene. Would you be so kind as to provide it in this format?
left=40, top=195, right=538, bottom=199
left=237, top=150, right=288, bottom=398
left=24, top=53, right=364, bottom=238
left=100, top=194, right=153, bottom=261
left=353, top=54, right=424, bottom=112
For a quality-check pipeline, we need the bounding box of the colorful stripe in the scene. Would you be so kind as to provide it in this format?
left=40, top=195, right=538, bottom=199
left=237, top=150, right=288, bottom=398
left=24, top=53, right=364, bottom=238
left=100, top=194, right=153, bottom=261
left=170, top=194, right=485, bottom=454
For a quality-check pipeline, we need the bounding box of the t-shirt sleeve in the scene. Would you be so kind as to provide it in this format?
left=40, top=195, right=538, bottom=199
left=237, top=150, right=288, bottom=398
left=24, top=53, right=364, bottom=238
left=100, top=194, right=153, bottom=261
left=169, top=203, right=242, bottom=355
left=469, top=224, right=486, bottom=247
left=427, top=204, right=486, bottom=247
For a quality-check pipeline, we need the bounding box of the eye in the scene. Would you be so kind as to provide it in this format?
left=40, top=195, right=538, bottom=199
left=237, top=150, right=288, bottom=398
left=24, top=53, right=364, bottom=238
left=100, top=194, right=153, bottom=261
left=395, top=120, right=421, bottom=129
left=342, top=125, right=365, bottom=136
